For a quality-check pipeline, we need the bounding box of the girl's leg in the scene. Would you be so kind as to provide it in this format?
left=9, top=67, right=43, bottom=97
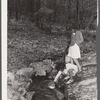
left=68, top=69, right=74, bottom=80
left=54, top=71, right=62, bottom=82
left=66, top=69, right=74, bottom=84
left=73, top=58, right=81, bottom=71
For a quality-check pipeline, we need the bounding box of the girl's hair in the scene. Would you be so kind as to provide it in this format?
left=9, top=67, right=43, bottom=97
left=55, top=63, right=65, bottom=71
left=71, top=29, right=77, bottom=32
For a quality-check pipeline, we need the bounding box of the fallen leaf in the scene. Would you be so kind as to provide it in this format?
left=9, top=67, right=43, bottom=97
left=26, top=91, right=35, bottom=100
left=16, top=68, right=34, bottom=76
left=12, top=95, right=19, bottom=100
left=7, top=71, right=15, bottom=82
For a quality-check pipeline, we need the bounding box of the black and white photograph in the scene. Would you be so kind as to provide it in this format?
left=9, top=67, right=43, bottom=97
left=6, top=0, right=98, bottom=100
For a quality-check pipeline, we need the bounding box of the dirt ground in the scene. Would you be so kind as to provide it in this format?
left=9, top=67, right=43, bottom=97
left=7, top=19, right=97, bottom=100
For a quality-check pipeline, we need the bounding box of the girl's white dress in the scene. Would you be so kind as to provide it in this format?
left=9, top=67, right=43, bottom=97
left=68, top=43, right=81, bottom=59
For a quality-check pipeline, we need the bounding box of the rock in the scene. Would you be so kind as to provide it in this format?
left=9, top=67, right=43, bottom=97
left=7, top=87, right=14, bottom=99
left=7, top=71, right=15, bottom=82
left=31, top=88, right=62, bottom=100
left=16, top=68, right=34, bottom=77
left=66, top=77, right=97, bottom=100
left=7, top=86, right=20, bottom=100
left=29, top=59, right=55, bottom=76
left=76, top=78, right=97, bottom=87
left=26, top=91, right=35, bottom=100
left=12, top=80, right=23, bottom=89
left=30, top=80, right=64, bottom=100
left=53, top=89, right=64, bottom=100
left=7, top=68, right=34, bottom=100
left=12, top=95, right=19, bottom=100
left=82, top=53, right=97, bottom=66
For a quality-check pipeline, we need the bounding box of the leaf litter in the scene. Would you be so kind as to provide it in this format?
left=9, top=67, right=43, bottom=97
left=8, top=20, right=97, bottom=100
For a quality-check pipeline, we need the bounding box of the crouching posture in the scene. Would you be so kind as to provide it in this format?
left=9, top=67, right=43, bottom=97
left=54, top=56, right=78, bottom=84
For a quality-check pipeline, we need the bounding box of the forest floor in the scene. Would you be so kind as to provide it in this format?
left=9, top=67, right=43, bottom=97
left=7, top=19, right=97, bottom=100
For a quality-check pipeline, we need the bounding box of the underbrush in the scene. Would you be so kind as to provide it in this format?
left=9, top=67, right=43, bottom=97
left=7, top=19, right=97, bottom=100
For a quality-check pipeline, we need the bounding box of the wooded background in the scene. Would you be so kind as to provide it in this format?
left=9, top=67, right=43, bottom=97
left=8, top=0, right=97, bottom=30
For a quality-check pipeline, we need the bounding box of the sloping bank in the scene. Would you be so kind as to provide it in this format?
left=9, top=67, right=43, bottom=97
left=7, top=56, right=97, bottom=100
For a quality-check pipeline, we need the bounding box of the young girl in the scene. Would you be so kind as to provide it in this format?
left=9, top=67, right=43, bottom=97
left=67, top=29, right=83, bottom=71
left=54, top=55, right=78, bottom=84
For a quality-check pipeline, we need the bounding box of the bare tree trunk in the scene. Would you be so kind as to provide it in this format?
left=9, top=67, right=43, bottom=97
left=8, top=0, right=11, bottom=18
left=79, top=0, right=83, bottom=29
left=53, top=0, right=57, bottom=23
left=66, top=0, right=71, bottom=30
left=85, top=15, right=97, bottom=30
left=35, top=0, right=41, bottom=28
left=76, top=0, right=79, bottom=29
left=15, top=0, right=20, bottom=21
